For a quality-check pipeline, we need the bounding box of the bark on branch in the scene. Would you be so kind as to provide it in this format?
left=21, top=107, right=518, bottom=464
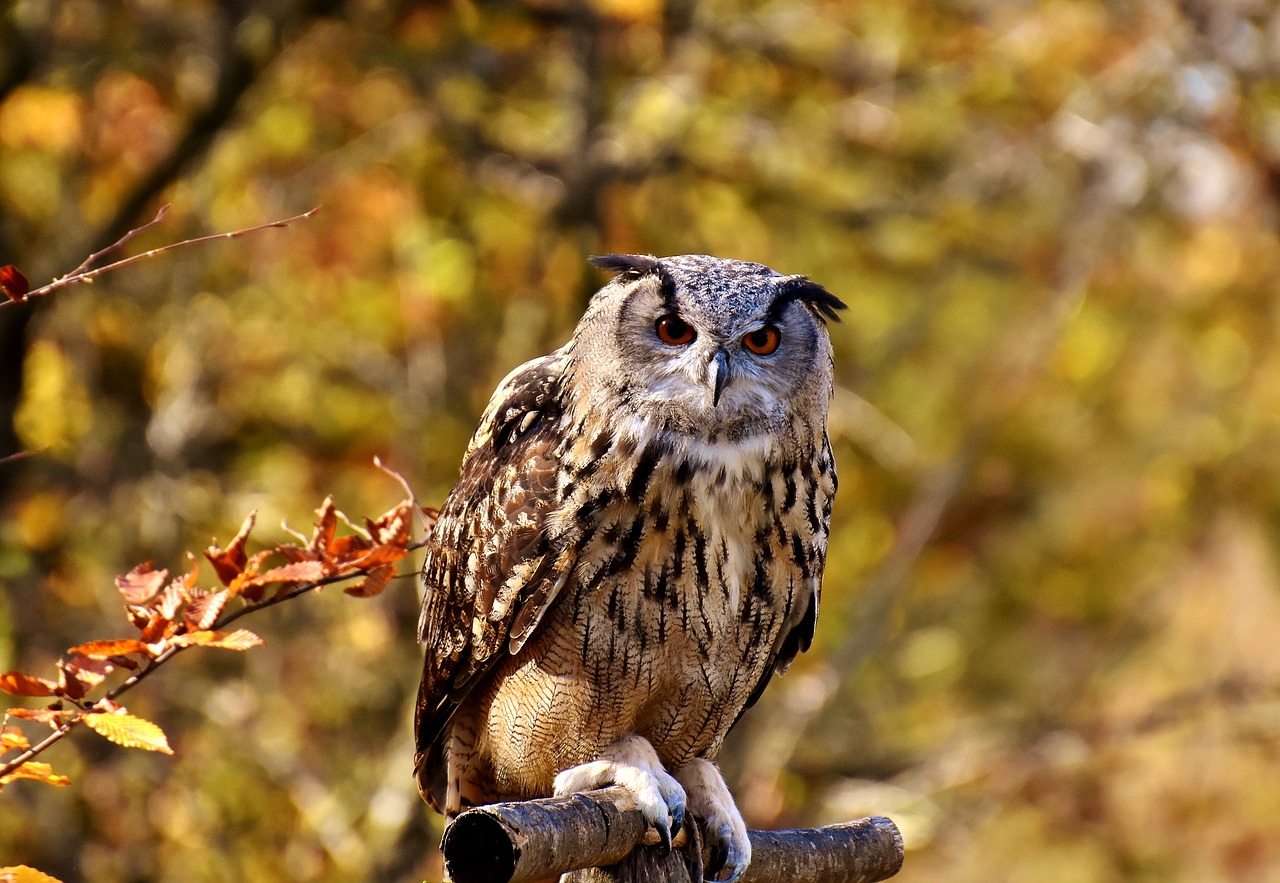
left=442, top=786, right=903, bottom=883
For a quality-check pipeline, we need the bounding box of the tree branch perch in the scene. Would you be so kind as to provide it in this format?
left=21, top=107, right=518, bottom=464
left=442, top=786, right=903, bottom=883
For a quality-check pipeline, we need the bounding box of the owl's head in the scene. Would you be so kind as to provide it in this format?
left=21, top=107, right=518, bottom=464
left=573, top=254, right=845, bottom=441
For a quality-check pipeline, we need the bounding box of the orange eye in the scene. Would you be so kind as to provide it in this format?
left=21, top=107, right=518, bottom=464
left=743, top=325, right=781, bottom=355
left=655, top=315, right=696, bottom=346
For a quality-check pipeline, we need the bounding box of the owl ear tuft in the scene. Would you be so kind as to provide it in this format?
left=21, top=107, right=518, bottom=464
left=775, top=276, right=847, bottom=323
left=588, top=254, right=661, bottom=275
left=589, top=254, right=676, bottom=301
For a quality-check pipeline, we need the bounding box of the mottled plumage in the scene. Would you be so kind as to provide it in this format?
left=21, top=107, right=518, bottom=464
left=416, top=254, right=843, bottom=882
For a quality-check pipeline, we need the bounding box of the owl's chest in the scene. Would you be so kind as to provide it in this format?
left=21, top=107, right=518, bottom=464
left=559, top=438, right=795, bottom=674
left=567, top=435, right=779, bottom=607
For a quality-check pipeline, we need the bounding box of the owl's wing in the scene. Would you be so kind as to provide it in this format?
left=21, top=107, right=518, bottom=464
left=735, top=433, right=836, bottom=720
left=414, top=347, right=576, bottom=800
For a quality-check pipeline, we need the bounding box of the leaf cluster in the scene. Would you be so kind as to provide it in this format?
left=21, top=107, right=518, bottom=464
left=0, top=468, right=427, bottom=801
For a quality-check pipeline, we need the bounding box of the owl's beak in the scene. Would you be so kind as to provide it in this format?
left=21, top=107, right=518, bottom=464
left=710, top=347, right=730, bottom=407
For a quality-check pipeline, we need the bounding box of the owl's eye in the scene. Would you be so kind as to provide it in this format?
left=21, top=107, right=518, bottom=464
left=743, top=325, right=781, bottom=355
left=655, top=315, right=696, bottom=346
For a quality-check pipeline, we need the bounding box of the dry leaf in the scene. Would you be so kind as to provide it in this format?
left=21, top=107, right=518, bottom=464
left=309, top=497, right=339, bottom=555
left=0, top=265, right=30, bottom=303
left=56, top=657, right=106, bottom=701
left=171, top=629, right=264, bottom=651
left=347, top=543, right=407, bottom=571
left=115, top=563, right=168, bottom=606
left=151, top=580, right=185, bottom=621
left=0, top=864, right=68, bottom=883
left=205, top=511, right=257, bottom=586
left=1, top=725, right=29, bottom=752
left=326, top=534, right=374, bottom=563
left=175, top=560, right=200, bottom=590
left=58, top=657, right=115, bottom=701
left=0, top=762, right=71, bottom=787
left=243, top=560, right=328, bottom=588
left=82, top=712, right=173, bottom=754
left=0, top=672, right=58, bottom=697
left=227, top=549, right=275, bottom=601
left=138, top=614, right=178, bottom=647
left=182, top=589, right=229, bottom=631
left=366, top=500, right=414, bottom=548
left=66, top=639, right=147, bottom=659
left=5, top=707, right=68, bottom=725
left=344, top=563, right=396, bottom=598
left=274, top=543, right=310, bottom=564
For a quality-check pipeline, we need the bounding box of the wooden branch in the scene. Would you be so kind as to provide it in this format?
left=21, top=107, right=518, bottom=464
left=442, top=786, right=903, bottom=883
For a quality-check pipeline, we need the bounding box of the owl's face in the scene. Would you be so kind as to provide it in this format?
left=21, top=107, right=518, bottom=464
left=575, top=254, right=845, bottom=441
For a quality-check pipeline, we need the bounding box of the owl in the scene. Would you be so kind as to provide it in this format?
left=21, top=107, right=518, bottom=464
left=415, top=254, right=844, bottom=882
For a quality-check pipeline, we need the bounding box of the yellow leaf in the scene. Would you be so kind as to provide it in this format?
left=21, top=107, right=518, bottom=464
left=0, top=865, right=68, bottom=883
left=82, top=712, right=173, bottom=754
left=0, top=762, right=71, bottom=788
left=171, top=629, right=264, bottom=651
left=1, top=725, right=29, bottom=752
left=0, top=721, right=27, bottom=747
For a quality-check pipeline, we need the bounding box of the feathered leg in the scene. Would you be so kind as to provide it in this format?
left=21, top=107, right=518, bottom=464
left=553, top=734, right=688, bottom=853
left=675, top=758, right=750, bottom=883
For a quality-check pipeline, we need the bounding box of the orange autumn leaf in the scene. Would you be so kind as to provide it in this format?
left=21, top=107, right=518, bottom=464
left=81, top=712, right=173, bottom=754
left=308, top=497, right=340, bottom=555
left=205, top=511, right=257, bottom=586
left=343, top=563, right=396, bottom=598
left=151, top=580, right=185, bottom=621
left=170, top=629, right=264, bottom=651
left=0, top=672, right=58, bottom=697
left=365, top=499, right=414, bottom=548
left=1, top=726, right=29, bottom=752
left=115, top=563, right=168, bottom=606
left=5, top=707, right=68, bottom=725
left=138, top=614, right=178, bottom=647
left=182, top=589, right=229, bottom=631
left=273, top=543, right=310, bottom=564
left=346, top=543, right=408, bottom=571
left=57, top=657, right=115, bottom=701
left=174, top=558, right=201, bottom=590
left=226, top=549, right=276, bottom=601
left=0, top=762, right=71, bottom=788
left=56, top=657, right=112, bottom=701
left=0, top=864, right=68, bottom=883
left=326, top=533, right=373, bottom=561
left=242, top=559, right=329, bottom=589
left=66, top=639, right=148, bottom=659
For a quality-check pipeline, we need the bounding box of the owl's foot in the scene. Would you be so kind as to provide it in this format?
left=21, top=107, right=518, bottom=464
left=675, top=758, right=751, bottom=883
left=553, top=734, right=687, bottom=854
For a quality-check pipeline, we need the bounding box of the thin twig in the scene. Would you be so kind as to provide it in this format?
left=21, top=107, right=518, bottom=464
left=0, top=206, right=320, bottom=310
left=63, top=204, right=171, bottom=279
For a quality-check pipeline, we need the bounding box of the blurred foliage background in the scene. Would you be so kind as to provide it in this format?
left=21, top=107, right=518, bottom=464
left=2, top=0, right=1280, bottom=880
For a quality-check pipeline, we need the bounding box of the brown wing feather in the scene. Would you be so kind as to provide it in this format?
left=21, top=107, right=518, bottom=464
left=733, top=433, right=835, bottom=725
left=414, top=347, right=575, bottom=799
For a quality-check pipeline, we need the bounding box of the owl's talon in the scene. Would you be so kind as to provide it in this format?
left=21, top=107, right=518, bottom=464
left=704, top=827, right=748, bottom=883
left=552, top=735, right=687, bottom=858
left=675, top=758, right=752, bottom=883
left=668, top=793, right=685, bottom=840
left=656, top=819, right=673, bottom=856
left=707, top=843, right=726, bottom=878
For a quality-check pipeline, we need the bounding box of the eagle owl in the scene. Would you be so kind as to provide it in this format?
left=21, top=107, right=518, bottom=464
left=416, top=253, right=843, bottom=882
